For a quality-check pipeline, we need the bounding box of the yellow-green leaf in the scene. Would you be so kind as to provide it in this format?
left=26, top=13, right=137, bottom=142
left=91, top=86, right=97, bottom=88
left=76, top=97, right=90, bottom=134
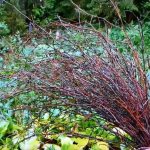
left=91, top=141, right=109, bottom=150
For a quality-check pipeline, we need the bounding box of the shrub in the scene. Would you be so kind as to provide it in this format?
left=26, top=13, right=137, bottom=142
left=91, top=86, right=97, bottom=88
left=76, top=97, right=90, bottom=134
left=5, top=22, right=149, bottom=148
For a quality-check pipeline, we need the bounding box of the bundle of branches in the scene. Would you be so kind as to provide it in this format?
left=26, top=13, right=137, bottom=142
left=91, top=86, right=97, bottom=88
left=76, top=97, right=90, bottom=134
left=3, top=22, right=150, bottom=148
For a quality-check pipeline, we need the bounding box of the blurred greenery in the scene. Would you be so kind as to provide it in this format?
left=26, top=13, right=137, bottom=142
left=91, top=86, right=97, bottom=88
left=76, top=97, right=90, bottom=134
left=0, top=0, right=150, bottom=33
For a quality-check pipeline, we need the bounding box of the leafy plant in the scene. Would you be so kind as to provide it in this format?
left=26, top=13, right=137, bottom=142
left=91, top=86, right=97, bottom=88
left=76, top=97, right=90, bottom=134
left=9, top=22, right=149, bottom=149
left=0, top=22, right=10, bottom=36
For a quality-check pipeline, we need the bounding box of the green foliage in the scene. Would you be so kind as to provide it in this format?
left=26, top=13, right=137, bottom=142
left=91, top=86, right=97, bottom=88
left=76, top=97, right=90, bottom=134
left=110, top=21, right=150, bottom=56
left=119, top=0, right=138, bottom=12
left=0, top=0, right=27, bottom=33
left=32, top=0, right=56, bottom=25
left=0, top=99, right=23, bottom=149
left=0, top=96, right=127, bottom=149
left=85, top=0, right=138, bottom=20
left=0, top=0, right=149, bottom=33
left=0, top=22, right=10, bottom=36
left=144, top=1, right=150, bottom=9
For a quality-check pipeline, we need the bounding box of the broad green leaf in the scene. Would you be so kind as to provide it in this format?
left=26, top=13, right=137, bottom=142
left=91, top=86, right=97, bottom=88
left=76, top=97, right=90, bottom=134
left=0, top=146, right=10, bottom=150
left=71, top=137, right=89, bottom=149
left=43, top=144, right=61, bottom=150
left=0, top=121, right=9, bottom=139
left=59, top=136, right=73, bottom=145
left=91, top=141, right=109, bottom=150
left=19, top=136, right=40, bottom=150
